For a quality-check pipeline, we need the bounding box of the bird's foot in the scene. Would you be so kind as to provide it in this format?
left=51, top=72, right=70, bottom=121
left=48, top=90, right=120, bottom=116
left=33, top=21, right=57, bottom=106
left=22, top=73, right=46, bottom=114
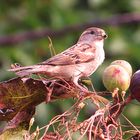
left=75, top=84, right=90, bottom=96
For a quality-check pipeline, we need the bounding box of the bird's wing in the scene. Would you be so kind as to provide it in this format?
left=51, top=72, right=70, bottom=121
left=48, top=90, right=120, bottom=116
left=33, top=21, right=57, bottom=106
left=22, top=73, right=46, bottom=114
left=40, top=43, right=96, bottom=66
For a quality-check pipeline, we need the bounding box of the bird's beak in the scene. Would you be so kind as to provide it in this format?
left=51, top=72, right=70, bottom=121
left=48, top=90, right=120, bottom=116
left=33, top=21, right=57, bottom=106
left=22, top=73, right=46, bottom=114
left=102, top=34, right=108, bottom=39
left=97, top=33, right=108, bottom=39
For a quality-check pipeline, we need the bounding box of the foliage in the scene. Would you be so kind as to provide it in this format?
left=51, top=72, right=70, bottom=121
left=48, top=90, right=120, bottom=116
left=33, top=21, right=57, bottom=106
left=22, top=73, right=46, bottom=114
left=0, top=0, right=140, bottom=139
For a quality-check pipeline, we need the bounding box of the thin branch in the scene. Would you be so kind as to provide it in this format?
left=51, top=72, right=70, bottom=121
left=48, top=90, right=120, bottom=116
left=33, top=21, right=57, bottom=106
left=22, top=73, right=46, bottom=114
left=0, top=13, right=140, bottom=46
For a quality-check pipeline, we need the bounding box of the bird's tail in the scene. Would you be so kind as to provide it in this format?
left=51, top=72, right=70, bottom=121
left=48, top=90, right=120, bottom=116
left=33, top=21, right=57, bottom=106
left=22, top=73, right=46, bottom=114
left=8, top=65, right=46, bottom=77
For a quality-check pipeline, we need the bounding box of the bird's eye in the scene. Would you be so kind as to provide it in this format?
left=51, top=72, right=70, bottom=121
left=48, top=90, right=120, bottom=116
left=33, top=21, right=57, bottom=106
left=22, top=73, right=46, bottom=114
left=90, top=31, right=95, bottom=35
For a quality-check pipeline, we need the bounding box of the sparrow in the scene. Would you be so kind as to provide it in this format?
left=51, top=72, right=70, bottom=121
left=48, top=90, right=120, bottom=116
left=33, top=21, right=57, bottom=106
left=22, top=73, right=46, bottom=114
left=9, top=27, right=107, bottom=91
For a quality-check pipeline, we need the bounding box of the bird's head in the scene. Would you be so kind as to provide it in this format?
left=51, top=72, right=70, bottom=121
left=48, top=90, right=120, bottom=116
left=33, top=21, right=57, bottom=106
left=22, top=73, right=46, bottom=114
left=78, top=27, right=107, bottom=43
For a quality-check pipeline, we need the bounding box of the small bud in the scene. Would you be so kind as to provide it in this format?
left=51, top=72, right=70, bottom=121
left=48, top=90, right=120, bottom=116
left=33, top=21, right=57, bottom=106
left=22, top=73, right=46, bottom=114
left=102, top=65, right=131, bottom=92
left=29, top=117, right=35, bottom=126
left=36, top=126, right=40, bottom=134
left=130, top=70, right=140, bottom=102
left=78, top=102, right=85, bottom=109
left=111, top=60, right=132, bottom=77
left=28, top=117, right=35, bottom=132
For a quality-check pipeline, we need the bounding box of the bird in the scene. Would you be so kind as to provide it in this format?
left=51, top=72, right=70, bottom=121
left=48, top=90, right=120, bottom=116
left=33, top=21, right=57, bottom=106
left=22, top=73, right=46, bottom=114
left=9, top=27, right=107, bottom=91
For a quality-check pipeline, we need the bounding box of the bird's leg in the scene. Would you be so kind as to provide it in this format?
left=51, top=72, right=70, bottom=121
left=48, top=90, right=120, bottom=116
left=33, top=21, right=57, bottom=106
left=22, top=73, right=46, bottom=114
left=86, top=77, right=96, bottom=93
left=73, top=77, right=89, bottom=93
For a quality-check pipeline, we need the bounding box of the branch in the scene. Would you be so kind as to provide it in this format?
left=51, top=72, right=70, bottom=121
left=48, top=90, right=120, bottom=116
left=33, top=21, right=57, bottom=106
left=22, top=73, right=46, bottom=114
left=0, top=13, right=140, bottom=46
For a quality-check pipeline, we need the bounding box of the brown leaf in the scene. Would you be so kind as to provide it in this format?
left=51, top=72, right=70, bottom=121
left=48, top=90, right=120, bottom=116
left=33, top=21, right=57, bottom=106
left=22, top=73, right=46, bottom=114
left=0, top=77, right=46, bottom=121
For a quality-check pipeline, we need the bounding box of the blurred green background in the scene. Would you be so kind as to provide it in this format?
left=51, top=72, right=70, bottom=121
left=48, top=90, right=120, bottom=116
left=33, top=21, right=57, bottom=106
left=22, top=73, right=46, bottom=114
left=0, top=0, right=140, bottom=138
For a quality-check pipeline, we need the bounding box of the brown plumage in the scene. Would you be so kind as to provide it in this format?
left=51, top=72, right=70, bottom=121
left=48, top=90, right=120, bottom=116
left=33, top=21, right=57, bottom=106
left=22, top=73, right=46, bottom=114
left=9, top=27, right=107, bottom=91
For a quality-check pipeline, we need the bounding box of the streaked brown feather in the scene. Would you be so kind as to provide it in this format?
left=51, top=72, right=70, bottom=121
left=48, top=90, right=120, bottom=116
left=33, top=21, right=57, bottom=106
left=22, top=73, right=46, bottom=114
left=39, top=43, right=96, bottom=66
